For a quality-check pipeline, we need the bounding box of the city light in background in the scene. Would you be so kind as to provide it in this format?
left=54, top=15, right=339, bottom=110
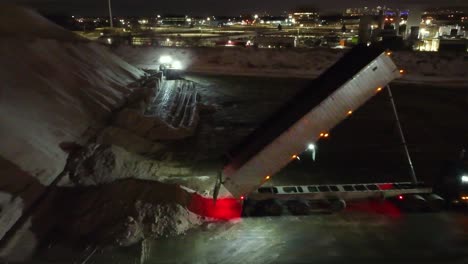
left=59, top=3, right=467, bottom=52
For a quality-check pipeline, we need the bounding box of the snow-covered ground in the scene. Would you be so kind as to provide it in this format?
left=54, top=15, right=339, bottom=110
left=115, top=46, right=468, bottom=86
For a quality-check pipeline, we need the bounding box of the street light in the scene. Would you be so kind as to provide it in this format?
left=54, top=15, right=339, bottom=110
left=108, top=0, right=113, bottom=28
left=307, top=143, right=316, bottom=161
left=461, top=175, right=468, bottom=183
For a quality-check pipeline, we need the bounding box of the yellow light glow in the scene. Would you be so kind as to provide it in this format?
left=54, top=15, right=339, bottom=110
left=292, top=155, right=297, bottom=159
left=347, top=110, right=353, bottom=115
left=376, top=87, right=383, bottom=92
left=324, top=133, right=329, bottom=138
left=386, top=51, right=392, bottom=56
left=265, top=176, right=271, bottom=180
left=319, top=133, right=324, bottom=137
left=399, top=69, right=405, bottom=74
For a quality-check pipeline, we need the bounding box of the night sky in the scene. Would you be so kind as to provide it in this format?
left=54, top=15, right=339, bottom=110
left=5, top=0, right=468, bottom=16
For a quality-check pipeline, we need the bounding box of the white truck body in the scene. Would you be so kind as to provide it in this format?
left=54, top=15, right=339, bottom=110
left=222, top=45, right=401, bottom=199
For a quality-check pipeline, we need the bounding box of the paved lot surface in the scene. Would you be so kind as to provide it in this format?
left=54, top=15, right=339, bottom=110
left=69, top=211, right=468, bottom=264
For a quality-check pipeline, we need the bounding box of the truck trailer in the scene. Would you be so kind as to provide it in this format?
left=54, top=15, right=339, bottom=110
left=213, top=44, right=464, bottom=215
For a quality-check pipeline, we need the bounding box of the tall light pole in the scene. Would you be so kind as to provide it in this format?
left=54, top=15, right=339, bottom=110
left=108, top=0, right=113, bottom=28
left=308, top=144, right=316, bottom=161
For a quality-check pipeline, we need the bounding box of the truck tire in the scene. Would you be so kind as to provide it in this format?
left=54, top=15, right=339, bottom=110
left=329, top=199, right=347, bottom=212
left=241, top=199, right=256, bottom=217
left=255, top=199, right=283, bottom=216
left=286, top=200, right=309, bottom=215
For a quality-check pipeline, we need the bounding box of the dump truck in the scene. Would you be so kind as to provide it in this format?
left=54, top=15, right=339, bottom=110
left=213, top=44, right=461, bottom=215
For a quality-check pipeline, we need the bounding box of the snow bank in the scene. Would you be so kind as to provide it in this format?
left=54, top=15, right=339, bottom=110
left=116, top=46, right=343, bottom=79
left=392, top=51, right=468, bottom=86
left=115, top=46, right=468, bottom=86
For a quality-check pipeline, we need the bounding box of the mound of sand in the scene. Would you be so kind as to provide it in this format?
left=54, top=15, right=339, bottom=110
left=54, top=179, right=203, bottom=246
left=0, top=4, right=83, bottom=41
left=0, top=5, right=145, bottom=244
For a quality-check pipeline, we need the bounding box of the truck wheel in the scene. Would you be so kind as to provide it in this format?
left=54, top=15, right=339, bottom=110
left=255, top=199, right=283, bottom=216
left=329, top=199, right=347, bottom=212
left=241, top=199, right=256, bottom=217
left=286, top=200, right=309, bottom=215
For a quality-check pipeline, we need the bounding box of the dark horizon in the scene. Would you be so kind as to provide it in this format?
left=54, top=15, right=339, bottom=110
left=5, top=0, right=468, bottom=16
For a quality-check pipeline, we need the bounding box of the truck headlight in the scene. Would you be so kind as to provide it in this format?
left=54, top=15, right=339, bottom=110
left=461, top=175, right=468, bottom=183
left=172, top=60, right=183, bottom=70
left=159, top=55, right=173, bottom=64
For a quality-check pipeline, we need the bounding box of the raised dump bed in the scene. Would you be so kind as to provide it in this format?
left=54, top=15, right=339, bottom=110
left=221, top=44, right=402, bottom=199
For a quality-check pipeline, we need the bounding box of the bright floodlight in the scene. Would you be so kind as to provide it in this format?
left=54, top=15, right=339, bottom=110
left=307, top=144, right=315, bottom=150
left=461, top=175, right=468, bottom=183
left=159, top=55, right=172, bottom=64
left=172, top=60, right=183, bottom=70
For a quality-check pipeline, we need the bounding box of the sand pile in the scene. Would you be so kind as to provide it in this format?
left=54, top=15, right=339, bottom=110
left=0, top=5, right=145, bottom=187
left=0, top=4, right=144, bottom=249
left=64, top=144, right=192, bottom=186
left=53, top=179, right=204, bottom=246
left=0, top=4, right=83, bottom=41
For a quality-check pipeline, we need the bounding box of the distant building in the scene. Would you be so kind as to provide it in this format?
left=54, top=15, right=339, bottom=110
left=291, top=9, right=319, bottom=26
left=161, top=15, right=188, bottom=26
left=417, top=7, right=467, bottom=51
left=260, top=16, right=288, bottom=26
left=406, top=9, right=422, bottom=41
left=344, top=6, right=383, bottom=16
left=358, top=15, right=373, bottom=44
